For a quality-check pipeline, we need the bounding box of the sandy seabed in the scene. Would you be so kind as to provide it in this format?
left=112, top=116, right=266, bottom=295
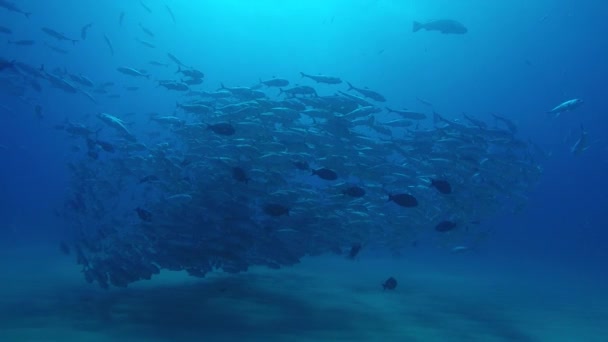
left=0, top=245, right=606, bottom=342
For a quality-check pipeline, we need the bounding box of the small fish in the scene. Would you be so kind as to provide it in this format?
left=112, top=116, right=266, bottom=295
left=548, top=99, right=583, bottom=117
left=167, top=52, right=187, bottom=67
left=0, top=1, right=31, bottom=18
left=571, top=124, right=589, bottom=156
left=41, top=27, right=78, bottom=44
left=263, top=203, right=289, bottom=217
left=430, top=179, right=452, bottom=194
left=135, top=38, right=155, bottom=48
left=232, top=167, right=249, bottom=183
left=412, top=19, right=468, bottom=34
left=80, top=23, right=92, bottom=40
left=135, top=207, right=152, bottom=222
left=34, top=104, right=43, bottom=119
left=138, top=23, right=154, bottom=38
left=0, top=26, right=12, bottom=34
left=312, top=168, right=338, bottom=181
left=117, top=67, right=149, bottom=78
left=388, top=193, right=418, bottom=207
left=165, top=4, right=176, bottom=24
left=119, top=11, right=125, bottom=26
left=435, top=220, right=457, bottom=232
left=300, top=72, right=342, bottom=84
left=8, top=39, right=34, bottom=46
left=293, top=160, right=309, bottom=170
left=149, top=60, right=169, bottom=67
left=103, top=34, right=114, bottom=55
left=343, top=186, right=365, bottom=198
left=207, top=123, right=235, bottom=136
left=140, top=1, right=152, bottom=13
left=139, top=175, right=159, bottom=184
left=347, top=243, right=362, bottom=259
left=260, top=77, right=289, bottom=87
left=382, top=277, right=397, bottom=290
left=346, top=82, right=386, bottom=102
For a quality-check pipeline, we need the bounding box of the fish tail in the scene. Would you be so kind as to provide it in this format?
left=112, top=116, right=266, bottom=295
left=220, top=83, right=226, bottom=90
left=385, top=106, right=394, bottom=113
left=299, top=72, right=306, bottom=78
left=24, top=12, right=31, bottom=19
left=412, top=21, right=422, bottom=32
left=278, top=88, right=284, bottom=96
left=176, top=66, right=181, bottom=74
left=346, top=82, right=354, bottom=91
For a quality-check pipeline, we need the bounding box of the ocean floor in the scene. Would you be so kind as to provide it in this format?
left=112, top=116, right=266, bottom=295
left=0, top=245, right=606, bottom=342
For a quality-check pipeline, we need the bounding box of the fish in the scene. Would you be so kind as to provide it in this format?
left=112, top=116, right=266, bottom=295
left=45, top=43, right=69, bottom=54
left=0, top=0, right=31, bottom=18
left=435, top=220, right=457, bottom=232
left=412, top=19, right=468, bottom=34
left=388, top=193, right=418, bottom=207
left=208, top=123, right=235, bottom=136
left=8, top=39, right=34, bottom=46
left=34, top=104, right=43, bottom=119
left=263, top=203, right=290, bottom=217
left=312, top=168, right=338, bottom=180
left=135, top=38, right=155, bottom=48
left=139, top=175, right=159, bottom=184
left=135, top=207, right=152, bottom=222
left=165, top=4, right=176, bottom=24
left=385, top=107, right=427, bottom=120
left=260, top=77, right=290, bottom=87
left=293, top=160, right=309, bottom=170
left=300, top=72, right=342, bottom=84
left=0, top=26, right=12, bottom=34
left=346, top=82, right=386, bottom=102
left=430, top=179, right=452, bottom=194
left=343, top=186, right=365, bottom=198
left=279, top=86, right=318, bottom=97
left=41, top=27, right=78, bottom=44
left=232, top=167, right=250, bottom=183
left=492, top=113, right=517, bottom=133
left=149, top=60, right=169, bottom=67
left=140, top=1, right=152, bottom=13
left=159, top=80, right=189, bottom=91
left=119, top=11, right=125, bottom=26
left=382, top=277, right=397, bottom=290
left=117, top=67, right=149, bottom=78
left=0, top=58, right=15, bottom=71
left=103, top=34, right=114, bottom=55
left=176, top=66, right=204, bottom=79
left=347, top=243, right=362, bottom=259
left=571, top=124, right=589, bottom=156
left=80, top=23, right=93, bottom=40
left=139, top=23, right=155, bottom=38
left=548, top=99, right=583, bottom=117
left=167, top=53, right=188, bottom=67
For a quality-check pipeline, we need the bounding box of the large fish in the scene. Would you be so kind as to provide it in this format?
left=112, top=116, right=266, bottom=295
left=413, top=19, right=468, bottom=34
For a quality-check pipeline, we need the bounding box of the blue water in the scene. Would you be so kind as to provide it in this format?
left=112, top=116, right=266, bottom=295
left=1, top=1, right=607, bottom=341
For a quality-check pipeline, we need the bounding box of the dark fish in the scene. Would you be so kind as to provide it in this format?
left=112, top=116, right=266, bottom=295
left=413, top=19, right=468, bottom=34
left=165, top=4, right=176, bottom=24
left=0, top=58, right=15, bottom=71
left=435, top=220, right=457, bottom=232
left=430, top=179, right=452, bottom=194
left=232, top=167, right=249, bottom=183
left=59, top=241, right=70, bottom=255
left=300, top=72, right=342, bottom=84
left=343, top=186, right=365, bottom=198
left=95, top=140, right=115, bottom=153
left=382, top=277, right=397, bottom=290
left=263, top=203, right=289, bottom=217
left=135, top=207, right=152, bottom=222
left=293, top=160, right=309, bottom=170
left=140, top=1, right=152, bottom=13
left=87, top=150, right=99, bottom=160
left=0, top=25, right=12, bottom=34
left=34, top=104, right=42, bottom=119
left=312, top=168, right=338, bottom=180
left=208, top=123, right=235, bottom=136
left=388, top=193, right=418, bottom=207
left=41, top=27, right=78, bottom=44
left=138, top=23, right=154, bottom=38
left=119, top=11, right=125, bottom=26
left=139, top=175, right=159, bottom=184
left=167, top=53, right=188, bottom=67
left=0, top=0, right=31, bottom=18
left=8, top=39, right=34, bottom=46
left=346, top=82, right=386, bottom=102
left=81, top=23, right=92, bottom=40
left=347, top=243, right=362, bottom=259
left=260, top=77, right=289, bottom=87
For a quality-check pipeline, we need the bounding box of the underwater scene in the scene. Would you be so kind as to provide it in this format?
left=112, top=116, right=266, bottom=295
left=1, top=0, right=607, bottom=341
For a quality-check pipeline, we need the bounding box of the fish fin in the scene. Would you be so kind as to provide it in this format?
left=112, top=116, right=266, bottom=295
left=278, top=88, right=284, bottom=96
left=176, top=66, right=182, bottom=74
left=412, top=21, right=422, bottom=32
left=346, top=82, right=354, bottom=91
left=299, top=72, right=306, bottom=78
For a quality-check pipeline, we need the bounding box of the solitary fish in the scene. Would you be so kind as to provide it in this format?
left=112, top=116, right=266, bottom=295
left=430, top=179, right=452, bottom=194
left=300, top=72, right=342, bottom=84
left=346, top=82, right=386, bottom=102
left=312, top=168, right=338, bottom=180
left=388, top=193, right=418, bottom=207
left=382, top=277, right=397, bottom=290
left=263, top=203, right=289, bottom=217
left=0, top=0, right=31, bottom=18
left=435, top=220, right=457, bottom=232
left=548, top=99, right=583, bottom=117
left=413, top=19, right=468, bottom=34
left=41, top=27, right=78, bottom=44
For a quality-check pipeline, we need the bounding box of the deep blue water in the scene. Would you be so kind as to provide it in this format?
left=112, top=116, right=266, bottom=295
left=1, top=1, right=607, bottom=341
